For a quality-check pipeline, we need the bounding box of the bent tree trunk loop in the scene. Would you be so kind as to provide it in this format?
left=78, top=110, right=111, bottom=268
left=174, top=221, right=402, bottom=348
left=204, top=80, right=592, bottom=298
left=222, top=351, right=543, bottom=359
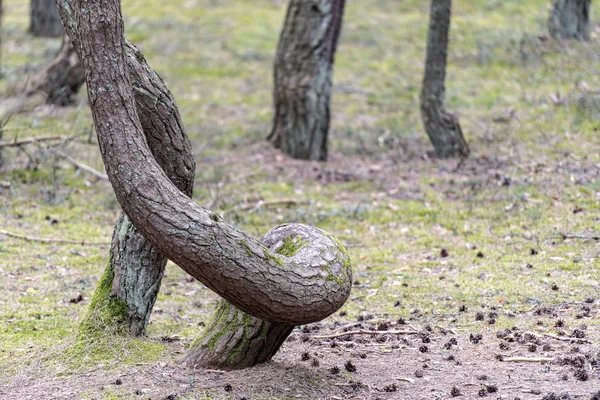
left=58, top=0, right=351, bottom=370
left=268, top=0, right=346, bottom=161
left=548, top=0, right=591, bottom=41
left=420, top=0, right=469, bottom=159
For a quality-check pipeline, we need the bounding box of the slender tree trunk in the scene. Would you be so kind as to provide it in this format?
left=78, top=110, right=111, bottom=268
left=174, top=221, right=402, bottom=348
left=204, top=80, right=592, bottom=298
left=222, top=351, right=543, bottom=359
left=29, top=0, right=63, bottom=37
left=268, top=0, right=345, bottom=161
left=79, top=40, right=195, bottom=338
left=549, top=0, right=591, bottom=40
left=420, top=0, right=469, bottom=159
left=24, top=35, right=84, bottom=106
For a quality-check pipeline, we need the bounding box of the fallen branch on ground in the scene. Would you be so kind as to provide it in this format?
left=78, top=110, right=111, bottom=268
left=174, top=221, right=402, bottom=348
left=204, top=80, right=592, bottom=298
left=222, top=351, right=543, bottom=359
left=239, top=199, right=310, bottom=212
left=0, top=135, right=67, bottom=148
left=312, top=329, right=419, bottom=340
left=47, top=148, right=108, bottom=180
left=546, top=232, right=600, bottom=241
left=0, top=229, right=110, bottom=246
left=501, top=356, right=554, bottom=363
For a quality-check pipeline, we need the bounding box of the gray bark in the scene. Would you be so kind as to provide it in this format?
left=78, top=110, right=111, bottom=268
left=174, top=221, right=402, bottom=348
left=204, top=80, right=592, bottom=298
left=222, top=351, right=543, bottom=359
left=186, top=223, right=336, bottom=369
left=420, top=0, right=469, bottom=159
left=24, top=35, right=84, bottom=105
left=58, top=0, right=351, bottom=330
left=29, top=0, right=63, bottom=37
left=268, top=0, right=345, bottom=161
left=549, top=0, right=591, bottom=40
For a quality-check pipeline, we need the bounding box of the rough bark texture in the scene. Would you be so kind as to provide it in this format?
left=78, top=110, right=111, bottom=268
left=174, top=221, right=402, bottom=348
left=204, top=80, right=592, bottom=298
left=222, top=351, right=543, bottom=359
left=420, top=0, right=469, bottom=159
left=58, top=0, right=351, bottom=328
left=549, top=0, right=591, bottom=41
left=79, top=40, right=195, bottom=337
left=268, top=0, right=345, bottom=161
left=186, top=301, right=295, bottom=370
left=24, top=35, right=84, bottom=105
left=29, top=0, right=63, bottom=37
left=186, top=223, right=337, bottom=369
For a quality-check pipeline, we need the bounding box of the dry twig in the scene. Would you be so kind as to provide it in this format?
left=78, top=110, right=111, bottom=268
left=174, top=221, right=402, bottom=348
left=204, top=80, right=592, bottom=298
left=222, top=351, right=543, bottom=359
left=312, top=329, right=419, bottom=340
left=501, top=356, right=554, bottom=363
left=0, top=229, right=110, bottom=246
left=0, top=135, right=66, bottom=148
left=47, top=148, right=108, bottom=180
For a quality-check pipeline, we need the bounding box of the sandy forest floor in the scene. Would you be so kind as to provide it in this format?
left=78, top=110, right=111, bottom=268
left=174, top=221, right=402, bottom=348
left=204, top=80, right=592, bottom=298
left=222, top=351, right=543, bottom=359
left=1, top=0, right=600, bottom=399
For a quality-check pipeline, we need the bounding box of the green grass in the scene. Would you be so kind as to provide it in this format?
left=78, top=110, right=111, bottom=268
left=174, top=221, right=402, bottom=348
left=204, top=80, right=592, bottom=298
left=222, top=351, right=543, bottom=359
left=1, top=0, right=600, bottom=397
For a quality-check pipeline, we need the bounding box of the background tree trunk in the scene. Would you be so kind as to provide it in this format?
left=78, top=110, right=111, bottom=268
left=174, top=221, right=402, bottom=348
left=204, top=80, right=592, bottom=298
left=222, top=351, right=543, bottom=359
left=268, top=0, right=345, bottom=161
left=549, top=0, right=591, bottom=40
left=24, top=35, right=84, bottom=105
left=29, top=0, right=63, bottom=38
left=420, top=0, right=469, bottom=159
left=79, top=40, right=196, bottom=339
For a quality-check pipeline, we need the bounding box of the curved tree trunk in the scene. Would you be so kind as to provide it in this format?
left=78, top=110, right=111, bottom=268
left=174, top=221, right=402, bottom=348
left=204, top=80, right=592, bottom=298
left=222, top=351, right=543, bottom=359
left=58, top=0, right=351, bottom=370
left=79, top=40, right=195, bottom=338
left=549, top=0, right=591, bottom=41
left=185, top=223, right=333, bottom=369
left=24, top=35, right=84, bottom=106
left=267, top=0, right=346, bottom=161
left=420, top=0, right=469, bottom=159
left=29, top=0, right=63, bottom=37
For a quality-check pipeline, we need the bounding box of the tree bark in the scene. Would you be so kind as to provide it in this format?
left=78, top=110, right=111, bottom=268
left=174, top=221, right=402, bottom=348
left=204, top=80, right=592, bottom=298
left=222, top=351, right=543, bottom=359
left=420, top=0, right=469, bottom=159
left=549, top=0, right=591, bottom=41
left=24, top=35, right=84, bottom=106
left=58, top=0, right=351, bottom=331
left=29, top=0, right=63, bottom=38
left=268, top=0, right=345, bottom=161
left=186, top=223, right=332, bottom=370
left=79, top=39, right=195, bottom=338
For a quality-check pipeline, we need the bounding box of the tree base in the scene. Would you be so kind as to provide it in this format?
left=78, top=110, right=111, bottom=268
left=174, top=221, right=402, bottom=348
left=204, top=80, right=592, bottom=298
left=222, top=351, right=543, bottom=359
left=186, top=300, right=294, bottom=370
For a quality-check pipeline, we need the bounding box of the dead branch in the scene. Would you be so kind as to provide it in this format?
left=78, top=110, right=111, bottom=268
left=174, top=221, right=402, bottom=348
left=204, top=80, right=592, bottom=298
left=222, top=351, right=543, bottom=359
left=0, top=135, right=67, bottom=148
left=239, top=199, right=310, bottom=212
left=0, top=229, right=110, bottom=246
left=541, top=332, right=592, bottom=344
left=502, top=356, right=554, bottom=363
left=312, top=329, right=419, bottom=340
left=546, top=232, right=600, bottom=241
left=47, top=148, right=108, bottom=180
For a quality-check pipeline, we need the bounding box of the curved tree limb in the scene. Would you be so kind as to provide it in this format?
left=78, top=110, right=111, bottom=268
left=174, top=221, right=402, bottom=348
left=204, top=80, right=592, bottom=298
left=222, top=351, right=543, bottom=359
left=57, top=0, right=351, bottom=327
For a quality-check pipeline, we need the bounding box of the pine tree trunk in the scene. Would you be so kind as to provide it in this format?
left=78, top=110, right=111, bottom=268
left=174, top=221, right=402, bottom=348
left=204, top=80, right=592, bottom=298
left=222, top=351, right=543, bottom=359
left=58, top=1, right=351, bottom=375
left=549, top=0, right=591, bottom=40
left=29, top=0, right=63, bottom=38
left=420, top=0, right=469, bottom=159
left=268, top=0, right=345, bottom=161
left=79, top=40, right=196, bottom=338
left=186, top=301, right=294, bottom=370
left=24, top=35, right=84, bottom=106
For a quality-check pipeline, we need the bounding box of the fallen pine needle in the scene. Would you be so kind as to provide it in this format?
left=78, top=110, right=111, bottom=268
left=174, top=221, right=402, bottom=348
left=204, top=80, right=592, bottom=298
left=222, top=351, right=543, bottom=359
left=312, top=329, right=418, bottom=340
left=0, top=229, right=110, bottom=246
